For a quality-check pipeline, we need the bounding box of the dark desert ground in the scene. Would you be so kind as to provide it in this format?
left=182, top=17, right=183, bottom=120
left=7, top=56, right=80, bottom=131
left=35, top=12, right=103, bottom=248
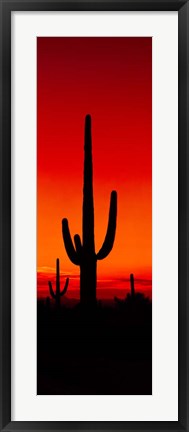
left=37, top=292, right=152, bottom=395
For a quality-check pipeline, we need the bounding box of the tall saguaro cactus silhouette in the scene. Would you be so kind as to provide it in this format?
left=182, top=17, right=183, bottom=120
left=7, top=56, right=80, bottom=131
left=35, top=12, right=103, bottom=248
left=62, top=115, right=117, bottom=305
left=48, top=258, right=69, bottom=306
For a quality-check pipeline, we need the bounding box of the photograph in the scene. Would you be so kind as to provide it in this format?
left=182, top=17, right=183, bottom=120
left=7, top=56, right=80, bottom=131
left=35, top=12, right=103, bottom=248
left=37, top=36, right=152, bottom=395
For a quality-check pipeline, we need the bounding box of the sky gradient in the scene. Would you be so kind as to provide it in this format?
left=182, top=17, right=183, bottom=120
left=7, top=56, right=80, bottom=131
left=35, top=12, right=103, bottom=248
left=37, top=37, right=152, bottom=299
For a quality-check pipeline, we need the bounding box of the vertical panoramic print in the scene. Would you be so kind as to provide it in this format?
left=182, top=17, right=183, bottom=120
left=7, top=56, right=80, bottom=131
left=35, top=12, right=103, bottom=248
left=37, top=37, right=152, bottom=395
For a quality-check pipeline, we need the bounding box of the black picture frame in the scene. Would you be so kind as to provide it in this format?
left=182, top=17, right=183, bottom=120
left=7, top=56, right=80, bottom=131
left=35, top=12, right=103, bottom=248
left=0, top=0, right=188, bottom=430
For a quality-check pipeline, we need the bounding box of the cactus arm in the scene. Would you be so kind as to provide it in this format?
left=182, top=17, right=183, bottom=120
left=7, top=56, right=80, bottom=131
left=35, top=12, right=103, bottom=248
left=48, top=281, right=56, bottom=299
left=60, top=277, right=69, bottom=296
left=62, top=218, right=80, bottom=265
left=74, top=234, right=82, bottom=255
left=96, top=190, right=117, bottom=260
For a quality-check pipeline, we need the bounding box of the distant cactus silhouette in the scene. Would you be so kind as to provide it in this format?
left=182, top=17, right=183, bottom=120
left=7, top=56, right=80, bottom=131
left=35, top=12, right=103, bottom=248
left=130, top=273, right=135, bottom=298
left=48, top=258, right=69, bottom=306
left=62, top=115, right=117, bottom=305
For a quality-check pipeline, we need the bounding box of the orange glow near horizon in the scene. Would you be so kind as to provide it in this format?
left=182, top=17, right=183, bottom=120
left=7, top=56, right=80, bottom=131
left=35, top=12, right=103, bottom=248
left=37, top=37, right=152, bottom=299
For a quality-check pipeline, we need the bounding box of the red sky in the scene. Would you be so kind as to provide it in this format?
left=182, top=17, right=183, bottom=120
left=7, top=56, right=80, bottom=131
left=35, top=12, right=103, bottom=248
left=37, top=37, right=152, bottom=299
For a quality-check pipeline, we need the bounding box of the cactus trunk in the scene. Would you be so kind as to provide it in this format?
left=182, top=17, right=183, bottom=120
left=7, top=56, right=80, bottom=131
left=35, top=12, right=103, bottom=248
left=83, top=115, right=95, bottom=252
left=80, top=259, right=96, bottom=304
left=81, top=115, right=96, bottom=303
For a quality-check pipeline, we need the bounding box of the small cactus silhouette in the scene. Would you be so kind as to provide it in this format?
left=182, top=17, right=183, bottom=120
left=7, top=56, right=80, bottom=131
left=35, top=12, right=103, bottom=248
left=62, top=115, right=117, bottom=305
left=130, top=273, right=135, bottom=298
left=48, top=258, right=69, bottom=306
